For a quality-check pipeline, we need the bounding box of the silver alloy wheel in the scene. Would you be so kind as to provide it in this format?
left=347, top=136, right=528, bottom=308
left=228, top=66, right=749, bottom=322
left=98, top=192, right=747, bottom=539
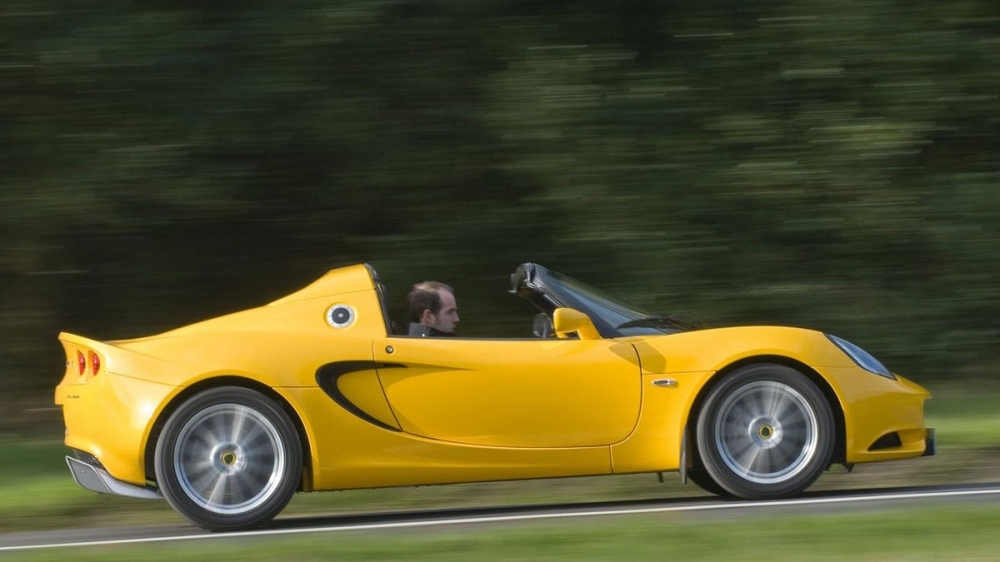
left=173, top=403, right=286, bottom=514
left=713, top=380, right=819, bottom=484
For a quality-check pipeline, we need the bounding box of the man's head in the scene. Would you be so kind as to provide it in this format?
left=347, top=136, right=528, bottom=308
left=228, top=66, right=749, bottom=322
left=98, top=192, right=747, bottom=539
left=408, top=281, right=459, bottom=335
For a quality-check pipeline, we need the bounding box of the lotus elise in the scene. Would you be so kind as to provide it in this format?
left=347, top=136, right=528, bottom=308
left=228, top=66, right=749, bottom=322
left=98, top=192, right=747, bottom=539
left=55, top=263, right=934, bottom=531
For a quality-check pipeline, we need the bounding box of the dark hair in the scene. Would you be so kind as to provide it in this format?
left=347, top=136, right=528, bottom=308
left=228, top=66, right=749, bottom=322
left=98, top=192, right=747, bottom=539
left=407, top=281, right=453, bottom=322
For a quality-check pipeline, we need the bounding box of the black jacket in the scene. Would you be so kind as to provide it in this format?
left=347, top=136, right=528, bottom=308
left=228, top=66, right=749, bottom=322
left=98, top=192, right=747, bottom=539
left=407, top=323, right=457, bottom=337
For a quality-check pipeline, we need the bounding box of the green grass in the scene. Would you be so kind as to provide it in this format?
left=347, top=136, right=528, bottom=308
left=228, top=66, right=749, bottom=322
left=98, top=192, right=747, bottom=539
left=0, top=440, right=176, bottom=530
left=924, top=384, right=1000, bottom=447
left=5, top=503, right=1000, bottom=561
left=1, top=381, right=997, bottom=533
left=0, top=441, right=79, bottom=509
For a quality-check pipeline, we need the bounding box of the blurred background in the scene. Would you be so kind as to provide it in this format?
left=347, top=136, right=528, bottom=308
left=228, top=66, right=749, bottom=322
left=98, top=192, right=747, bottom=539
left=2, top=0, right=998, bottom=408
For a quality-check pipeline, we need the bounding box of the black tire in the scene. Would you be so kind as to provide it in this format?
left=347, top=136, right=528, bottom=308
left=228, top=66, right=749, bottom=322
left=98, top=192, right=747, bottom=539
left=154, top=386, right=302, bottom=531
left=696, top=363, right=834, bottom=499
left=686, top=469, right=733, bottom=498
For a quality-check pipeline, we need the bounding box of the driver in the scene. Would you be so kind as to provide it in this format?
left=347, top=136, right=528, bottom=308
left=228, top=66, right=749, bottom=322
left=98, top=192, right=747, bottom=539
left=406, top=281, right=460, bottom=337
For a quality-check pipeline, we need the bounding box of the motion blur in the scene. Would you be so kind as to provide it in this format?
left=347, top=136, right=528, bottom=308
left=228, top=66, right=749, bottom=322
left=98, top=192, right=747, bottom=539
left=1, top=1, right=997, bottom=436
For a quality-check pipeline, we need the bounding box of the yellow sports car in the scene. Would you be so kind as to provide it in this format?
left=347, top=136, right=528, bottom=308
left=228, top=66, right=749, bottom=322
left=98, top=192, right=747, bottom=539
left=55, top=263, right=934, bottom=531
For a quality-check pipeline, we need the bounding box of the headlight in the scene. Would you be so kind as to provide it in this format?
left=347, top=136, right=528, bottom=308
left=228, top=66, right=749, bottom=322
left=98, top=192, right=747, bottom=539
left=826, top=334, right=895, bottom=379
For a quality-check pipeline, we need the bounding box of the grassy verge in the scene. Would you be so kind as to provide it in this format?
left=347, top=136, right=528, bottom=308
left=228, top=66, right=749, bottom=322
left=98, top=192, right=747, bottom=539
left=923, top=382, right=1000, bottom=447
left=5, top=503, right=1000, bottom=561
left=1, top=380, right=997, bottom=532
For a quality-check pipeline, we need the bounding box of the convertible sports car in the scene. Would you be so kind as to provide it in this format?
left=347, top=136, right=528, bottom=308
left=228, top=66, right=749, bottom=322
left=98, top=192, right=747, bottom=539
left=55, top=263, right=934, bottom=531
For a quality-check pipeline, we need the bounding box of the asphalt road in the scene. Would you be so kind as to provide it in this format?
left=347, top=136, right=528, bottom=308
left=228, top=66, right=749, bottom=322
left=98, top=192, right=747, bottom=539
left=3, top=483, right=1000, bottom=552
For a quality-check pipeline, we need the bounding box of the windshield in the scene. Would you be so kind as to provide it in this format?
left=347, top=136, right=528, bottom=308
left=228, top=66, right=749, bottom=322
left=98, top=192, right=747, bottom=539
left=547, top=270, right=653, bottom=330
left=513, top=262, right=697, bottom=337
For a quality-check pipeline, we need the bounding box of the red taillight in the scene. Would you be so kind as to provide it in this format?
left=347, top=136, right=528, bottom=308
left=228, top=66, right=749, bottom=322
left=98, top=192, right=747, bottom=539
left=89, top=351, right=101, bottom=376
left=77, top=351, right=86, bottom=375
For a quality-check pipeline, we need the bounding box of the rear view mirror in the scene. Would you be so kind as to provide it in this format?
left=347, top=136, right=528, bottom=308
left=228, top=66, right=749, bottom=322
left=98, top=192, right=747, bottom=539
left=552, top=308, right=601, bottom=340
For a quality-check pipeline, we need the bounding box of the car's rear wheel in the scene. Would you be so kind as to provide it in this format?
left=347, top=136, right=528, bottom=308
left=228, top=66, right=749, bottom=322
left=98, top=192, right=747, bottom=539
left=696, top=364, right=834, bottom=499
left=154, top=386, right=302, bottom=531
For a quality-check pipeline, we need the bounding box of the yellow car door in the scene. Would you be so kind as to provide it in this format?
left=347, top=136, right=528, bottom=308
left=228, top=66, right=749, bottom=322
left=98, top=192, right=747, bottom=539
left=372, top=337, right=642, bottom=448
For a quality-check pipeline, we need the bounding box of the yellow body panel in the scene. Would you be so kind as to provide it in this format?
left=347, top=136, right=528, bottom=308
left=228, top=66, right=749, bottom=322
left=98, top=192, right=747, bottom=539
left=56, top=337, right=177, bottom=485
left=55, top=263, right=932, bottom=498
left=373, top=337, right=641, bottom=448
left=817, top=368, right=930, bottom=463
left=609, top=371, right=715, bottom=473
left=280, top=388, right=612, bottom=490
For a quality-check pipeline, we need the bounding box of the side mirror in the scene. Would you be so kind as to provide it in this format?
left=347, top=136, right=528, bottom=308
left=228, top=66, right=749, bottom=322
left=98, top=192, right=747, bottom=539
left=552, top=308, right=601, bottom=340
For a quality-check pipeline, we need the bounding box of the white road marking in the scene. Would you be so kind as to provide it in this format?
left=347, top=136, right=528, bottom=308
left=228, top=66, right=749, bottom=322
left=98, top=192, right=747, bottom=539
left=2, top=487, right=999, bottom=552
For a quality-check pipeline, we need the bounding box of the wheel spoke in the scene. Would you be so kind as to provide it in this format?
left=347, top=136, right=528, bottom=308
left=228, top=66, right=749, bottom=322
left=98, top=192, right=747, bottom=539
left=187, top=464, right=216, bottom=491
left=771, top=443, right=792, bottom=471
left=767, top=384, right=789, bottom=418
left=753, top=449, right=774, bottom=474
left=726, top=438, right=755, bottom=460
left=736, top=447, right=762, bottom=476
left=730, top=402, right=754, bottom=423
left=754, top=387, right=770, bottom=417
left=228, top=407, right=249, bottom=443
left=192, top=427, right=219, bottom=450
left=204, top=473, right=227, bottom=505
left=206, top=415, right=225, bottom=443
left=233, top=474, right=257, bottom=503
left=240, top=423, right=268, bottom=449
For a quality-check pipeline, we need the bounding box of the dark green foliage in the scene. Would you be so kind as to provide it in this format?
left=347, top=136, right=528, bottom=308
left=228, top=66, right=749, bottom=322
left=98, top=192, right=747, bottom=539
left=1, top=0, right=997, bottom=393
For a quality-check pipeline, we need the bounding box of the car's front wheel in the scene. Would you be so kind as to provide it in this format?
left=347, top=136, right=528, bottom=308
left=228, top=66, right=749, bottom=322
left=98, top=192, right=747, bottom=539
left=695, top=364, right=835, bottom=499
left=154, top=386, right=302, bottom=531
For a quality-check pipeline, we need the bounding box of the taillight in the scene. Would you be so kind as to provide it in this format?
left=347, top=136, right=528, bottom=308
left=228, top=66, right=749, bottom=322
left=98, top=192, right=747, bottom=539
left=77, top=351, right=86, bottom=376
left=89, top=351, right=101, bottom=376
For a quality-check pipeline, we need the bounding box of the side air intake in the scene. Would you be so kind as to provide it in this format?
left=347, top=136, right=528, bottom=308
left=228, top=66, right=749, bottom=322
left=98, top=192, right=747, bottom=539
left=868, top=432, right=902, bottom=451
